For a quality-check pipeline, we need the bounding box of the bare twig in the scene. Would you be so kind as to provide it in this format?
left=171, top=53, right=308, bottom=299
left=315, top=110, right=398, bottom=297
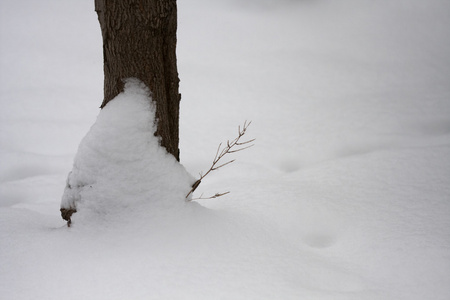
left=190, top=191, right=230, bottom=201
left=186, top=120, right=254, bottom=200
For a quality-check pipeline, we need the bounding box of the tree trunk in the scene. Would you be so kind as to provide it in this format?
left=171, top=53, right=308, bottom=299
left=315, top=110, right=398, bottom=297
left=95, top=0, right=180, bottom=160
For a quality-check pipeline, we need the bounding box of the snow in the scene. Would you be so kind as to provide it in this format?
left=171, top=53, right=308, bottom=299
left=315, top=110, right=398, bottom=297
left=1, top=0, right=450, bottom=299
left=60, top=78, right=194, bottom=225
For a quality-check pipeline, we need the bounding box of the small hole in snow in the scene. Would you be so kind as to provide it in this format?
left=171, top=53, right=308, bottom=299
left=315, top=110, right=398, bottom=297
left=279, top=160, right=301, bottom=173
left=303, top=233, right=335, bottom=248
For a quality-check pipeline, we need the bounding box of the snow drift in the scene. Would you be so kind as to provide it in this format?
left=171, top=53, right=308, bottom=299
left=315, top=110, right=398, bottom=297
left=1, top=0, right=449, bottom=299
left=61, top=78, right=194, bottom=225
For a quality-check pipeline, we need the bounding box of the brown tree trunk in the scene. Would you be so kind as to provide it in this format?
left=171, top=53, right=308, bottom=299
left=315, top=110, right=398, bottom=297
left=94, top=0, right=180, bottom=160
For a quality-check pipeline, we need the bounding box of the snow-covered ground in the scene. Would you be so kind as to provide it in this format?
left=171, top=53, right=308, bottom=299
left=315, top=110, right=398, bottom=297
left=1, top=0, right=450, bottom=299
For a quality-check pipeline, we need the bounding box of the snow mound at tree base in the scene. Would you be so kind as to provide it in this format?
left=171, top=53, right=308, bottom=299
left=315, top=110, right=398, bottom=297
left=61, top=78, right=194, bottom=226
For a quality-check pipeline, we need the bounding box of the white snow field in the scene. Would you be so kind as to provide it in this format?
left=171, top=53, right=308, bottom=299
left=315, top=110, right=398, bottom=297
left=1, top=0, right=450, bottom=299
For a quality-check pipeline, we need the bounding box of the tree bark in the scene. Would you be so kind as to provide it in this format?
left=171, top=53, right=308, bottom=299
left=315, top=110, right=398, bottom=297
left=95, top=0, right=180, bottom=160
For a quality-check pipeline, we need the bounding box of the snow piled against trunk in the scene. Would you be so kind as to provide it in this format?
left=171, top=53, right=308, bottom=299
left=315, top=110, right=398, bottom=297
left=61, top=78, right=194, bottom=225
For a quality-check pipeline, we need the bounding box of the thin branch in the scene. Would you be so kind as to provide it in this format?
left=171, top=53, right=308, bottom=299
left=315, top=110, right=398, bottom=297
left=189, top=191, right=230, bottom=201
left=185, top=120, right=254, bottom=200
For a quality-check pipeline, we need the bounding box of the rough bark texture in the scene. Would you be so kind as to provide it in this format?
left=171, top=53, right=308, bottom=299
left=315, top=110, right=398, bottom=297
left=95, top=0, right=180, bottom=160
